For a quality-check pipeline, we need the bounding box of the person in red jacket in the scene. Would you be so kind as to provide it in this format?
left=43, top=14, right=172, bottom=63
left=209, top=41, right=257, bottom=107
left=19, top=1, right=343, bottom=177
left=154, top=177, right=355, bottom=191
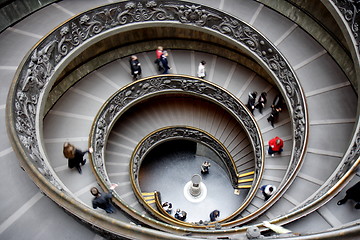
left=268, top=136, right=283, bottom=156
left=154, top=46, right=164, bottom=71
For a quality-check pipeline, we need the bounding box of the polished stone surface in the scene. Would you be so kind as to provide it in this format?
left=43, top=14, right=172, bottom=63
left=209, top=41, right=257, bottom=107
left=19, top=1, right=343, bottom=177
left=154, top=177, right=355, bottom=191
left=1, top=0, right=359, bottom=239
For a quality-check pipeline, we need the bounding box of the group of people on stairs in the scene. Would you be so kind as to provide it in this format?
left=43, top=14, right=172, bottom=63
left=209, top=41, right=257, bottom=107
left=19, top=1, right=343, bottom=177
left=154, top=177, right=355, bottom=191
left=63, top=142, right=118, bottom=213
left=130, top=46, right=207, bottom=80
left=246, top=92, right=283, bottom=128
left=162, top=202, right=188, bottom=221
left=61, top=48, right=293, bottom=221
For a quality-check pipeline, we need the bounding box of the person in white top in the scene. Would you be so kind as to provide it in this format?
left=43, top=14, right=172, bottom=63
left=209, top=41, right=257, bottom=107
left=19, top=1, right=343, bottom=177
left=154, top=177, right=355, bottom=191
left=162, top=202, right=172, bottom=214
left=260, top=184, right=277, bottom=201
left=197, top=60, right=206, bottom=79
left=201, top=161, right=211, bottom=174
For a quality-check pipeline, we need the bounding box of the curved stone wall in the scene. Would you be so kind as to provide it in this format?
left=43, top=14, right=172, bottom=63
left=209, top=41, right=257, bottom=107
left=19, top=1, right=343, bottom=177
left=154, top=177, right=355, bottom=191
left=6, top=0, right=317, bottom=238
left=0, top=0, right=57, bottom=32
left=130, top=126, right=249, bottom=225
left=90, top=76, right=263, bottom=227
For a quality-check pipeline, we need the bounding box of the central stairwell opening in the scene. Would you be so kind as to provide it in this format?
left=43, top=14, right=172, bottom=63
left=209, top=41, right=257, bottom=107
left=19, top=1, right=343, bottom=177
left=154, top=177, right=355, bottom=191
left=139, top=139, right=247, bottom=223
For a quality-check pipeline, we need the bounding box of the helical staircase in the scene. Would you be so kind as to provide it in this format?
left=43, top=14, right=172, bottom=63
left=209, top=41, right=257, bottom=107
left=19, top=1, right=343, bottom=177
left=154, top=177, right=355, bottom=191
left=2, top=0, right=360, bottom=239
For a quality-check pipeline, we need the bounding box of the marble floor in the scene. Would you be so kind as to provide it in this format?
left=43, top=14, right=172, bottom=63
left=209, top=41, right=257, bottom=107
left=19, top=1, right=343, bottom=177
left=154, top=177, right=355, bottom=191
left=138, top=140, right=249, bottom=223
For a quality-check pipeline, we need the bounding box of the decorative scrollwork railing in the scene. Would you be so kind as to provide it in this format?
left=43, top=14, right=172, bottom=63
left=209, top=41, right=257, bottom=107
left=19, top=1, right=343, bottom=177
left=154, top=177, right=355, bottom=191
left=7, top=0, right=311, bottom=237
left=129, top=126, right=250, bottom=226
left=131, top=126, right=239, bottom=186
left=333, top=0, right=360, bottom=53
left=261, top=0, right=360, bottom=227
left=90, top=75, right=264, bottom=206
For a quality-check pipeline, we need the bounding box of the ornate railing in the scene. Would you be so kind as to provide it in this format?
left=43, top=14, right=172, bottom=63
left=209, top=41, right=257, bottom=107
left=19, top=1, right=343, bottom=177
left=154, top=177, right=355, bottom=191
left=333, top=0, right=360, bottom=54
left=129, top=126, right=254, bottom=225
left=131, top=126, right=240, bottom=187
left=226, top=0, right=360, bottom=227
left=257, top=0, right=360, bottom=230
left=90, top=76, right=264, bottom=226
left=6, top=0, right=311, bottom=238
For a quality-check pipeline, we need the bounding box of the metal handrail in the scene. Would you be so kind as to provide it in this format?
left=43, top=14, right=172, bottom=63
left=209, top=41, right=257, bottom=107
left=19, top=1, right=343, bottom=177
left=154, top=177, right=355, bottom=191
left=13, top=0, right=360, bottom=238
left=90, top=76, right=264, bottom=228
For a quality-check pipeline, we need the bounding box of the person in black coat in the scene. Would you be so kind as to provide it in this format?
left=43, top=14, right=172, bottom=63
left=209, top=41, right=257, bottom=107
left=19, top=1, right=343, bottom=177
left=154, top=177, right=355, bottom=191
left=91, top=183, right=118, bottom=213
left=129, top=55, right=142, bottom=80
left=63, top=142, right=93, bottom=174
left=337, top=181, right=360, bottom=209
left=246, top=91, right=257, bottom=115
left=271, top=94, right=282, bottom=109
left=267, top=95, right=282, bottom=127
left=201, top=161, right=211, bottom=174
left=174, top=209, right=187, bottom=221
left=255, top=92, right=267, bottom=114
left=160, top=51, right=170, bottom=74
left=267, top=107, right=282, bottom=127
left=209, top=209, right=220, bottom=222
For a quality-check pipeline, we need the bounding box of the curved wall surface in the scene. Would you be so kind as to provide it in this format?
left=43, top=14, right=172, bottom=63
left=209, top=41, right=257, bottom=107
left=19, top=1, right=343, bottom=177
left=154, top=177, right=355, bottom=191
left=1, top=0, right=360, bottom=240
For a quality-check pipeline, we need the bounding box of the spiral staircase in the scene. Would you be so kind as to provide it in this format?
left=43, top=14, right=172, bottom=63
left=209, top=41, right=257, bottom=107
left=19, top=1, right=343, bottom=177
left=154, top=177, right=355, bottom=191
left=1, top=0, right=360, bottom=239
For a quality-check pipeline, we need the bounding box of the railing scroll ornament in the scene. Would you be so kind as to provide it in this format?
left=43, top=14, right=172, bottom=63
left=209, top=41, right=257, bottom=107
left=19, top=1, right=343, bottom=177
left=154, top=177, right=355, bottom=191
left=10, top=0, right=308, bottom=194
left=91, top=76, right=263, bottom=187
left=130, top=126, right=242, bottom=222
left=90, top=75, right=264, bottom=228
left=131, top=126, right=238, bottom=185
left=333, top=0, right=360, bottom=52
left=7, top=0, right=313, bottom=237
